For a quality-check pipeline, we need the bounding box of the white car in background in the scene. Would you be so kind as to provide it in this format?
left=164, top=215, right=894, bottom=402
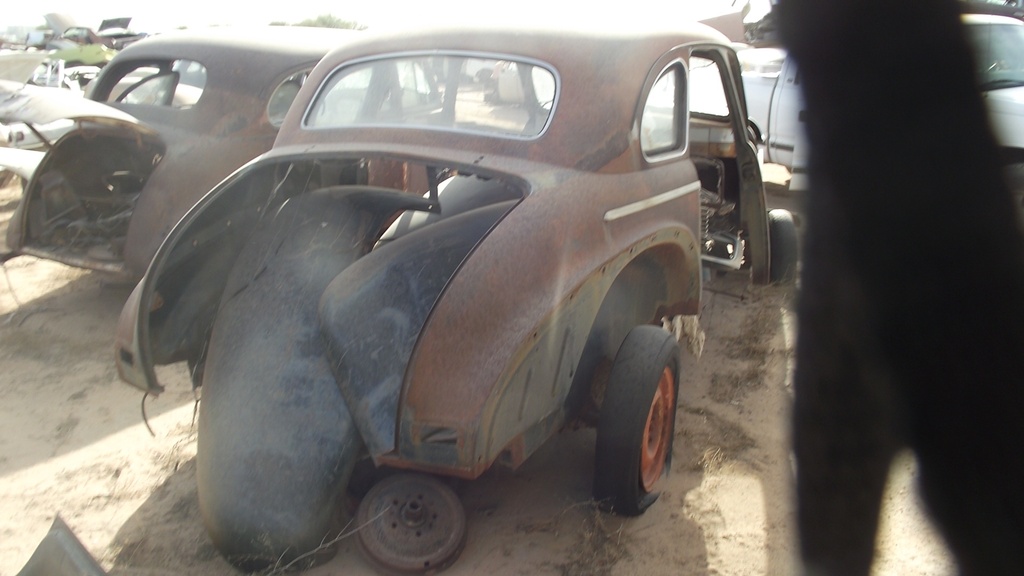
left=739, top=12, right=1024, bottom=213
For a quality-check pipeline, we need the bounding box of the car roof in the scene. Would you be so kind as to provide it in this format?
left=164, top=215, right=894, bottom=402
left=314, top=21, right=726, bottom=74
left=277, top=22, right=730, bottom=171
left=89, top=26, right=361, bottom=106
left=110, top=26, right=360, bottom=64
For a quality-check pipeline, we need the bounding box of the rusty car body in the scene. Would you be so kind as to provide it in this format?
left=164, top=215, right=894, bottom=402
left=0, top=26, right=357, bottom=279
left=113, top=20, right=793, bottom=574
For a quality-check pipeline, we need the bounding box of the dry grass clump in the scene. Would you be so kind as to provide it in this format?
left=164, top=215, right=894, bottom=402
left=556, top=503, right=630, bottom=576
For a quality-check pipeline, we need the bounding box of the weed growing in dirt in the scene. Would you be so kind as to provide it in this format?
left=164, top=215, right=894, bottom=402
left=556, top=503, right=630, bottom=576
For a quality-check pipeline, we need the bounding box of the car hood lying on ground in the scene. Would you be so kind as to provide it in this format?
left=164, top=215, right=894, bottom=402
left=0, top=79, right=146, bottom=154
left=0, top=52, right=50, bottom=84
left=0, top=79, right=141, bottom=127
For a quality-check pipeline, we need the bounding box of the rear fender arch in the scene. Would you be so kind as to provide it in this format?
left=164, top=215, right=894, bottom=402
left=563, top=237, right=700, bottom=423
left=463, top=231, right=701, bottom=475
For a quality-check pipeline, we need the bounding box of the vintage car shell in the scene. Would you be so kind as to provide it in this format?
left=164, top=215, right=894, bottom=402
left=114, top=20, right=774, bottom=571
left=0, top=26, right=357, bottom=277
left=118, top=19, right=762, bottom=463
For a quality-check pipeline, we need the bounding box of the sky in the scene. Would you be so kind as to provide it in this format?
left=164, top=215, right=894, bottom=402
left=6, top=0, right=773, bottom=35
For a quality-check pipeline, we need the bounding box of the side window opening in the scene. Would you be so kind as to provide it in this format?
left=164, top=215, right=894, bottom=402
left=107, top=59, right=206, bottom=108
left=688, top=56, right=730, bottom=119
left=687, top=51, right=741, bottom=160
left=641, top=65, right=684, bottom=155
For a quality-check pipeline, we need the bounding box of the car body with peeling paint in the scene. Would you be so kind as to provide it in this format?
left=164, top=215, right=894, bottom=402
left=0, top=26, right=357, bottom=279
left=112, top=21, right=794, bottom=574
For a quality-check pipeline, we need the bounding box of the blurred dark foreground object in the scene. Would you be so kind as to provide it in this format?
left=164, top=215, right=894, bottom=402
left=779, top=0, right=1024, bottom=574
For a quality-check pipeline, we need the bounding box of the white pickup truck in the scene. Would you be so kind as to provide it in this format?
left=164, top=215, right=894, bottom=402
left=738, top=46, right=807, bottom=190
left=741, top=12, right=1024, bottom=214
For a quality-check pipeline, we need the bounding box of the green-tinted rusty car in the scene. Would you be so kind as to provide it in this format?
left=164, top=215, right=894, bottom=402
left=113, top=20, right=796, bottom=575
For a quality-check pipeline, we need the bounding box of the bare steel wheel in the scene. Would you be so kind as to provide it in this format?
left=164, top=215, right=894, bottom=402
left=594, top=325, right=681, bottom=516
left=356, top=473, right=467, bottom=575
left=641, top=366, right=676, bottom=492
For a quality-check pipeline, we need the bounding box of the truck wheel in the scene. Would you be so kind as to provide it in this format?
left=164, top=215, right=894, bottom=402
left=197, top=190, right=365, bottom=572
left=594, top=325, right=681, bottom=516
left=768, top=208, right=799, bottom=283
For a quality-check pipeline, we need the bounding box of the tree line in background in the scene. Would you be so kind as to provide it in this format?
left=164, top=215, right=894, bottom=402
left=272, top=14, right=367, bottom=30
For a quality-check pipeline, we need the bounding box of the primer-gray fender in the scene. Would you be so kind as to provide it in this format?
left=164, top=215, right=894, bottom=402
left=115, top=155, right=432, bottom=394
left=319, top=201, right=518, bottom=458
left=195, top=186, right=434, bottom=570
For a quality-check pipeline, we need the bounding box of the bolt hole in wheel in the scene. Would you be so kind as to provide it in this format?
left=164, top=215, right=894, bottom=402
left=594, top=325, right=681, bottom=516
left=357, top=473, right=467, bottom=574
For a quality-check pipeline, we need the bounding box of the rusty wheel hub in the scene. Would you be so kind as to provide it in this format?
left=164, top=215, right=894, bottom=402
left=356, top=473, right=467, bottom=574
left=640, top=365, right=675, bottom=492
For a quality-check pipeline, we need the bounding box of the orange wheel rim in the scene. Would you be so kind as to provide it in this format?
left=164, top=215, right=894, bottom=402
left=640, top=366, right=675, bottom=492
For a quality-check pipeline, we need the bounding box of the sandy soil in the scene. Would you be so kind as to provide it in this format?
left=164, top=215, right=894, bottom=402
left=0, top=171, right=956, bottom=576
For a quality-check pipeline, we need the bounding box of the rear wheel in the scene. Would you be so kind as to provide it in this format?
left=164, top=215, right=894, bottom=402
left=768, top=208, right=799, bottom=284
left=594, top=325, right=681, bottom=516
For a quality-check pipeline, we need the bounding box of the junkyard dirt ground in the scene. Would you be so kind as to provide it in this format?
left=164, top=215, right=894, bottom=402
left=0, top=169, right=956, bottom=576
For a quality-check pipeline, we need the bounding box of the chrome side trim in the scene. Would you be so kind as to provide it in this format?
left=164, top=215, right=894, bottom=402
left=604, top=181, right=701, bottom=222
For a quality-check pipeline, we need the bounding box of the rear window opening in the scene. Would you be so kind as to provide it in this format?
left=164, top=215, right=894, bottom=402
left=305, top=54, right=557, bottom=138
left=99, top=59, right=207, bottom=109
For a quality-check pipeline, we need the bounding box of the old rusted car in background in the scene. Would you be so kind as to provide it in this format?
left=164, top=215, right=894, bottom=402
left=113, top=20, right=796, bottom=575
left=0, top=26, right=356, bottom=279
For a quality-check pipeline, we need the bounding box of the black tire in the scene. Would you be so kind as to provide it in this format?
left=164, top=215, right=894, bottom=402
left=594, top=325, right=681, bottom=516
left=768, top=208, right=799, bottom=284
left=197, top=191, right=365, bottom=572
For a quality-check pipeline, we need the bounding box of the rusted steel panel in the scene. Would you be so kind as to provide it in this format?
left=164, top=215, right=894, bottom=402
left=399, top=163, right=702, bottom=475
left=320, top=199, right=514, bottom=457
left=108, top=21, right=782, bottom=571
